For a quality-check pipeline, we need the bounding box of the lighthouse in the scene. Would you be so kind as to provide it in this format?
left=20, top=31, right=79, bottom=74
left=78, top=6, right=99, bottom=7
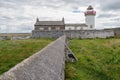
left=84, top=5, right=96, bottom=29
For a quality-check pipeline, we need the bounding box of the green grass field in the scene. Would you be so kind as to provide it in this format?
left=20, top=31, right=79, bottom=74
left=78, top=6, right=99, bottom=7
left=0, top=33, right=31, bottom=37
left=65, top=38, right=120, bottom=80
left=0, top=39, right=53, bottom=75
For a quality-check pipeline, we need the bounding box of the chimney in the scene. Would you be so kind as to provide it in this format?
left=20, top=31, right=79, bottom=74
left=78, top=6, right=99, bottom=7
left=36, top=18, right=39, bottom=22
left=62, top=17, right=64, bottom=23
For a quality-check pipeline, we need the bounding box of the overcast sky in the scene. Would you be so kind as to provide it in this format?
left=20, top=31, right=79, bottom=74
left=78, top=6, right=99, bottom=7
left=0, top=0, right=120, bottom=33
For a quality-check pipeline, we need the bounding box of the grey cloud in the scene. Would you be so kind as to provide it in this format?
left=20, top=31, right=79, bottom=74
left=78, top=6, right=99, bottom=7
left=0, top=23, right=33, bottom=33
left=0, top=0, right=103, bottom=12
left=98, top=0, right=120, bottom=11
left=19, top=24, right=33, bottom=31
left=0, top=0, right=36, bottom=33
left=63, top=0, right=94, bottom=5
left=102, top=22, right=120, bottom=27
left=0, top=0, right=28, bottom=9
left=63, top=0, right=97, bottom=9
left=110, top=18, right=120, bottom=21
left=0, top=0, right=97, bottom=12
left=0, top=1, right=17, bottom=9
left=97, top=14, right=117, bottom=18
left=1, top=16, right=13, bottom=20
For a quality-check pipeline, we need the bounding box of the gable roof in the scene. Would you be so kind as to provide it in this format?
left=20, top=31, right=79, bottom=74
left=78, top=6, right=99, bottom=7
left=35, top=21, right=65, bottom=26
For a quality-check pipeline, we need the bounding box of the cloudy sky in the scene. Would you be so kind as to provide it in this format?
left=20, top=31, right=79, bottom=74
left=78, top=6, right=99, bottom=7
left=0, top=0, right=120, bottom=33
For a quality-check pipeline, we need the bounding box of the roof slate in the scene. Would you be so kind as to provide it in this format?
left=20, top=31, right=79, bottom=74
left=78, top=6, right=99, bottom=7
left=35, top=21, right=64, bottom=26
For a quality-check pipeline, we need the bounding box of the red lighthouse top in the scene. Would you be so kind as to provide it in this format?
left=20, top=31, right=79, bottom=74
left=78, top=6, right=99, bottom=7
left=84, top=5, right=96, bottom=16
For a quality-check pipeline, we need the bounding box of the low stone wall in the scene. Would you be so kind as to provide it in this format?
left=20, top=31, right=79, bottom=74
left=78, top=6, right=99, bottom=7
left=111, top=28, right=120, bottom=36
left=32, top=30, right=64, bottom=38
left=11, top=36, right=30, bottom=40
left=66, top=30, right=114, bottom=38
left=104, top=28, right=120, bottom=36
left=32, top=30, right=114, bottom=38
left=0, top=36, right=8, bottom=40
left=0, top=35, right=66, bottom=80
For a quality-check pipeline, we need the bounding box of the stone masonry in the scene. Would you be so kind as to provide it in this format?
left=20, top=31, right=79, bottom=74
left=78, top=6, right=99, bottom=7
left=32, top=30, right=114, bottom=38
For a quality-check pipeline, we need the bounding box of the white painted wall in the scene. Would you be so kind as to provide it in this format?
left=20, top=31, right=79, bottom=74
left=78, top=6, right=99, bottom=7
left=85, top=15, right=95, bottom=29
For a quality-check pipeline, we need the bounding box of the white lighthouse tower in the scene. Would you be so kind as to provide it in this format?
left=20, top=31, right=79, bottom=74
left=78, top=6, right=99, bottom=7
left=84, top=5, right=96, bottom=29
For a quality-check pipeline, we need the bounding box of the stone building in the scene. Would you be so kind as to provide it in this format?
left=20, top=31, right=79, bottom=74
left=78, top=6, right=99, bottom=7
left=34, top=18, right=65, bottom=31
left=32, top=5, right=115, bottom=38
left=33, top=5, right=96, bottom=31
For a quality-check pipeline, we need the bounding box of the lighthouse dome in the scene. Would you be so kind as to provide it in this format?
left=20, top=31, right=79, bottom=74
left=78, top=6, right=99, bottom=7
left=84, top=5, right=96, bottom=16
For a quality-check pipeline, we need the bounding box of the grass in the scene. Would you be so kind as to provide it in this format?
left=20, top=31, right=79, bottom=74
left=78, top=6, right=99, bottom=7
left=0, top=33, right=31, bottom=40
left=65, top=38, right=120, bottom=80
left=0, top=38, right=53, bottom=75
left=0, top=33, right=31, bottom=37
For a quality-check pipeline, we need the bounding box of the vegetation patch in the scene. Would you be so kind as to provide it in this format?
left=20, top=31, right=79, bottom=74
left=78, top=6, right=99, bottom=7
left=65, top=38, right=120, bottom=80
left=0, top=39, right=53, bottom=75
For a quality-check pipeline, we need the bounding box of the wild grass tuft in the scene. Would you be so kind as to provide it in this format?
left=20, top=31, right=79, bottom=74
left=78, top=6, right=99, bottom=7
left=65, top=38, right=120, bottom=80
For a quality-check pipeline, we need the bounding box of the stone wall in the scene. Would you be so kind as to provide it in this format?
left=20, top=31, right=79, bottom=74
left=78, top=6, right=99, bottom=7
left=0, top=36, right=8, bottom=40
left=32, top=30, right=114, bottom=38
left=112, top=28, right=120, bottom=36
left=0, top=35, right=66, bottom=80
left=104, top=28, right=120, bottom=36
left=32, top=30, right=64, bottom=38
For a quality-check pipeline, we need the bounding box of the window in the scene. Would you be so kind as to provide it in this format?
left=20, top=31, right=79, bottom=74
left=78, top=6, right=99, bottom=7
left=39, top=27, right=44, bottom=30
left=80, top=27, right=83, bottom=30
left=90, top=25, right=93, bottom=28
left=48, top=27, right=51, bottom=31
left=56, top=27, right=60, bottom=30
left=69, top=28, right=71, bottom=30
left=74, top=27, right=77, bottom=30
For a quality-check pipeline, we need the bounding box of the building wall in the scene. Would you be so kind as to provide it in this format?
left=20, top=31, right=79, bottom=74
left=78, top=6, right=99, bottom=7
left=35, top=25, right=65, bottom=31
left=113, top=28, right=120, bottom=36
left=65, top=26, right=87, bottom=30
left=32, top=30, right=114, bottom=38
left=85, top=15, right=95, bottom=29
